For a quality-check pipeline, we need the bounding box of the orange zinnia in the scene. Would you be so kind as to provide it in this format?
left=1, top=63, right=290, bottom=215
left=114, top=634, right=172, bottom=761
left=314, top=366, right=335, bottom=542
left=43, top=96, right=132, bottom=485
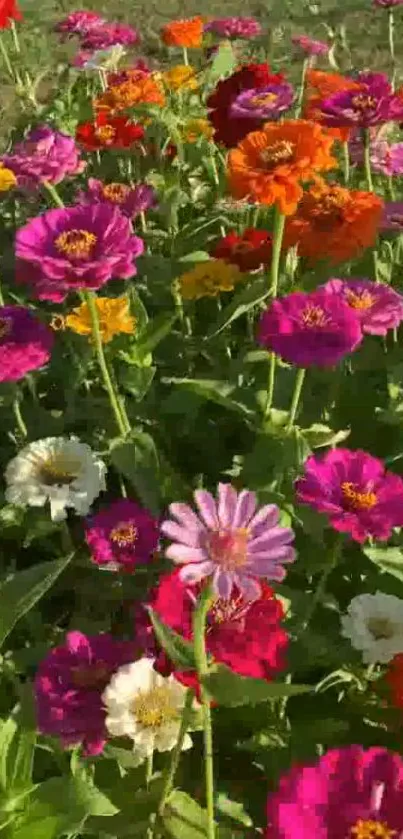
left=161, top=16, right=203, bottom=48
left=303, top=69, right=360, bottom=143
left=227, top=119, right=336, bottom=216
left=284, top=181, right=383, bottom=265
left=95, top=74, right=165, bottom=114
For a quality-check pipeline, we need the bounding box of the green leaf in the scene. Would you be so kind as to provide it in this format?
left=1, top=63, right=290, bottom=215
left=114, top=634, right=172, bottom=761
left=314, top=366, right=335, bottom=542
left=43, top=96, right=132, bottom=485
left=119, top=365, right=156, bottom=401
left=110, top=431, right=161, bottom=515
left=0, top=555, right=72, bottom=650
left=135, top=312, right=177, bottom=362
left=207, top=277, right=268, bottom=338
left=216, top=793, right=252, bottom=827
left=128, top=289, right=149, bottom=332
left=363, top=546, right=403, bottom=582
left=301, top=424, right=351, bottom=449
left=202, top=664, right=311, bottom=707
left=0, top=717, right=17, bottom=792
left=162, top=791, right=210, bottom=838
left=147, top=609, right=196, bottom=669
left=178, top=251, right=210, bottom=263
left=161, top=378, right=255, bottom=420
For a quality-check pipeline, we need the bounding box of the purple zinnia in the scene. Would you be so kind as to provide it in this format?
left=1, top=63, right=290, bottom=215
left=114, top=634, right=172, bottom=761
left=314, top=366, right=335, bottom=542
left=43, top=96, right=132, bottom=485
left=229, top=83, right=294, bottom=120
left=0, top=305, right=53, bottom=382
left=323, top=277, right=403, bottom=335
left=161, top=483, right=296, bottom=601
left=85, top=499, right=159, bottom=572
left=257, top=290, right=363, bottom=368
left=54, top=10, right=105, bottom=39
left=381, top=200, right=403, bottom=231
left=295, top=448, right=403, bottom=542
left=34, top=631, right=136, bottom=755
left=291, top=34, right=329, bottom=56
left=76, top=178, right=157, bottom=218
left=320, top=71, right=403, bottom=126
left=204, top=17, right=261, bottom=39
left=1, top=125, right=85, bottom=190
left=266, top=746, right=403, bottom=838
left=15, top=203, right=144, bottom=302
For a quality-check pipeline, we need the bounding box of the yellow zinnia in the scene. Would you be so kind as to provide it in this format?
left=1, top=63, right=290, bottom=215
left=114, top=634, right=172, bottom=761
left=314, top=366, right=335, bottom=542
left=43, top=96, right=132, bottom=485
left=65, top=296, right=135, bottom=343
left=0, top=164, right=17, bottom=192
left=162, top=64, right=198, bottom=91
left=178, top=259, right=243, bottom=300
left=182, top=117, right=214, bottom=143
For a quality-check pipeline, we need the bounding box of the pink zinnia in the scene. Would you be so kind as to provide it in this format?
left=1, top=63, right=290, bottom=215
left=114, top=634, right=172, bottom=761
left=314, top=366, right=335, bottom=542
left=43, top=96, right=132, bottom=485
left=323, top=278, right=403, bottom=335
left=291, top=34, right=329, bottom=56
left=295, top=448, right=403, bottom=542
left=85, top=499, right=159, bottom=571
left=266, top=746, right=403, bottom=838
left=80, top=21, right=140, bottom=51
left=161, top=483, right=296, bottom=601
left=15, top=204, right=144, bottom=302
left=349, top=132, right=403, bottom=176
left=1, top=125, right=85, bottom=189
left=34, top=631, right=135, bottom=755
left=381, top=200, right=403, bottom=231
left=374, top=0, right=403, bottom=7
left=257, top=290, right=363, bottom=368
left=0, top=305, right=53, bottom=382
left=204, top=17, right=261, bottom=39
left=76, top=178, right=157, bottom=218
left=54, top=11, right=105, bottom=39
left=320, top=71, right=403, bottom=126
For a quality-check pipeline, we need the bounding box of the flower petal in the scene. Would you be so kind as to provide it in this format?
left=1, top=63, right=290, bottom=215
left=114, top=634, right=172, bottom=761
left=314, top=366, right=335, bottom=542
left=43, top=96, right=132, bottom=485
left=194, top=489, right=219, bottom=529
left=232, top=490, right=257, bottom=528
left=217, top=483, right=238, bottom=528
left=161, top=519, right=203, bottom=546
left=233, top=573, right=262, bottom=602
left=179, top=561, right=215, bottom=585
left=165, top=544, right=207, bottom=565
left=213, top=567, right=233, bottom=600
left=168, top=502, right=205, bottom=532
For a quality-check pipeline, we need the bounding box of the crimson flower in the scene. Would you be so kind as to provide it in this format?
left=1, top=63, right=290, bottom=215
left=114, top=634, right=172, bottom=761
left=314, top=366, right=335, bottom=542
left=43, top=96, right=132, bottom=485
left=210, top=228, right=273, bottom=271
left=76, top=113, right=144, bottom=151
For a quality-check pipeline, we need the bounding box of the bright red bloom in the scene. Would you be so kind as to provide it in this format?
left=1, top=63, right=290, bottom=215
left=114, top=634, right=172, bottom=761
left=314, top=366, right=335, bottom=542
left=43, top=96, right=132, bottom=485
left=76, top=113, right=144, bottom=150
left=207, top=63, right=285, bottom=148
left=0, top=0, right=22, bottom=28
left=210, top=228, right=273, bottom=271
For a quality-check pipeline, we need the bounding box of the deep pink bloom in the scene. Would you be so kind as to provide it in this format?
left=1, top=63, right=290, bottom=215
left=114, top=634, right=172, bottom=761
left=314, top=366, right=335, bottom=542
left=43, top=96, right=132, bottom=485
left=76, top=178, right=157, bottom=218
left=0, top=305, right=53, bottom=382
left=145, top=570, right=288, bottom=689
left=204, top=17, right=261, bottom=39
left=381, top=200, right=403, bottom=231
left=266, top=746, right=403, bottom=838
left=34, top=631, right=135, bottom=755
left=257, top=290, right=363, bottom=368
left=80, top=21, right=140, bottom=51
left=85, top=499, right=159, bottom=571
left=161, top=483, right=296, bottom=601
left=292, top=34, right=329, bottom=56
left=15, top=204, right=144, bottom=302
left=323, top=278, right=403, bottom=335
left=54, top=11, right=105, bottom=39
left=1, top=125, right=85, bottom=189
left=295, top=448, right=403, bottom=542
left=320, top=72, right=403, bottom=126
left=230, top=83, right=294, bottom=120
left=374, top=0, right=403, bottom=7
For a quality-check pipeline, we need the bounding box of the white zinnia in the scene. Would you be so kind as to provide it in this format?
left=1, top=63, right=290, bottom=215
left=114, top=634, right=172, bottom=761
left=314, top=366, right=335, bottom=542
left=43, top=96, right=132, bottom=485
left=5, top=436, right=107, bottom=522
left=341, top=591, right=403, bottom=664
left=103, top=658, right=196, bottom=764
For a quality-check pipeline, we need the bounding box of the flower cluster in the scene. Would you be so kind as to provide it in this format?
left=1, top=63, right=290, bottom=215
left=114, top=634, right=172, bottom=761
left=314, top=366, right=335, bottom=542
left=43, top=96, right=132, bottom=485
left=1, top=125, right=85, bottom=189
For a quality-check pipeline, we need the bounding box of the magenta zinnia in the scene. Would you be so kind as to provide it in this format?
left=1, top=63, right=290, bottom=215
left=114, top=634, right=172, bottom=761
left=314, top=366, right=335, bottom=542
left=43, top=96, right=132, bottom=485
left=320, top=71, right=403, bottom=126
left=1, top=125, right=85, bottom=189
left=0, top=305, right=54, bottom=382
left=76, top=178, right=157, bottom=218
left=295, top=448, right=403, bottom=542
left=204, top=17, right=261, bottom=39
left=15, top=204, right=144, bottom=302
left=161, top=483, right=296, bottom=600
left=323, top=278, right=403, bottom=335
left=85, top=499, right=159, bottom=572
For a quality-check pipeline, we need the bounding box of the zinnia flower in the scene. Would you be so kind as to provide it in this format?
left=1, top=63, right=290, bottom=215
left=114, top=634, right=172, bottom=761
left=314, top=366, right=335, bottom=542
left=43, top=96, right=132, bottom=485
left=348, top=129, right=403, bottom=176
left=146, top=570, right=288, bottom=687
left=103, top=657, right=198, bottom=763
left=95, top=74, right=165, bottom=114
left=322, top=278, right=403, bottom=335
left=210, top=228, right=272, bottom=271
left=283, top=181, right=383, bottom=264
left=178, top=259, right=244, bottom=300
left=79, top=21, right=140, bottom=51
left=227, top=120, right=336, bottom=215
left=85, top=498, right=159, bottom=571
left=34, top=631, right=135, bottom=755
left=295, top=448, right=403, bottom=542
left=65, top=296, right=135, bottom=343
left=257, top=289, right=362, bottom=368
left=374, top=0, right=403, bottom=7
left=292, top=34, right=329, bottom=56
left=161, top=64, right=198, bottom=91
left=0, top=305, right=53, bottom=382
left=266, top=745, right=403, bottom=838
left=161, top=16, right=203, bottom=48
left=381, top=200, right=403, bottom=231
left=182, top=118, right=214, bottom=143
left=15, top=203, right=144, bottom=302
left=0, top=163, right=16, bottom=192
left=0, top=0, right=21, bottom=28
left=1, top=125, right=85, bottom=190
left=76, top=113, right=144, bottom=150
left=303, top=68, right=360, bottom=142
left=54, top=11, right=105, bottom=39
left=229, top=83, right=294, bottom=120
left=161, top=482, right=296, bottom=600
left=5, top=436, right=107, bottom=521
left=76, top=178, right=157, bottom=218
left=204, top=17, right=262, bottom=39
left=341, top=592, right=403, bottom=664
left=207, top=63, right=285, bottom=148
left=320, top=71, right=403, bottom=127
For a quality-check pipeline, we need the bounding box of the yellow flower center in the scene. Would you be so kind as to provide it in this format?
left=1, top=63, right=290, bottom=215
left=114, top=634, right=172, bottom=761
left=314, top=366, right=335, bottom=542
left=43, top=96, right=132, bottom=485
left=50, top=315, right=66, bottom=331
left=55, top=229, right=97, bottom=259
left=39, top=455, right=81, bottom=486
left=131, top=685, right=179, bottom=729
left=0, top=316, right=12, bottom=340
left=95, top=124, right=116, bottom=143
left=341, top=481, right=377, bottom=510
left=250, top=92, right=278, bottom=107
left=0, top=166, right=17, bottom=192
left=351, top=94, right=377, bottom=112
left=367, top=617, right=396, bottom=640
left=260, top=140, right=294, bottom=169
left=110, top=521, right=138, bottom=547
left=206, top=528, right=249, bottom=571
left=208, top=594, right=250, bottom=628
left=102, top=183, right=130, bottom=203
left=350, top=819, right=396, bottom=838
left=300, top=305, right=330, bottom=328
left=345, top=289, right=375, bottom=310
left=71, top=663, right=110, bottom=689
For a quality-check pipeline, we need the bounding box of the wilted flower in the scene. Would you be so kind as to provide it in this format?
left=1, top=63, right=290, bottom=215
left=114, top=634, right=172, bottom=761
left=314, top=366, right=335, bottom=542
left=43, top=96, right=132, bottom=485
left=229, top=83, right=294, bottom=120
left=76, top=178, right=157, bottom=218
left=341, top=592, right=403, bottom=663
left=292, top=34, right=329, bottom=56
left=210, top=228, right=273, bottom=271
left=322, top=278, right=403, bottom=335
left=5, top=436, right=107, bottom=521
left=0, top=305, right=54, bottom=382
left=1, top=125, right=85, bottom=189
left=65, top=296, right=135, bottom=343
left=85, top=498, right=159, bottom=571
left=178, top=259, right=244, bottom=300
left=204, top=17, right=262, bottom=39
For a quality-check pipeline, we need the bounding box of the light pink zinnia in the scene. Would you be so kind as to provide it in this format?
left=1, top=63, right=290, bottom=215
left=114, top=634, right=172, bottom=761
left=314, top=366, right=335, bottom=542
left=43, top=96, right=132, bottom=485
left=161, top=483, right=296, bottom=601
left=322, top=278, right=403, bottom=335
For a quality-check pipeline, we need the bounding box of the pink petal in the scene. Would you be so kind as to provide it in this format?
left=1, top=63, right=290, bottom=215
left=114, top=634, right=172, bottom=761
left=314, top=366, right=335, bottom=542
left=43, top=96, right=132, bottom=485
left=247, top=546, right=296, bottom=573
left=168, top=502, right=205, bottom=532
left=213, top=567, right=233, bottom=600
left=217, top=483, right=238, bottom=528
left=161, top=520, right=203, bottom=547
left=232, top=490, right=257, bottom=528
left=233, top=573, right=262, bottom=601
left=179, top=560, right=215, bottom=584
left=248, top=528, right=295, bottom=553
left=165, top=544, right=208, bottom=565
left=194, top=490, right=219, bottom=529
left=249, top=504, right=280, bottom=533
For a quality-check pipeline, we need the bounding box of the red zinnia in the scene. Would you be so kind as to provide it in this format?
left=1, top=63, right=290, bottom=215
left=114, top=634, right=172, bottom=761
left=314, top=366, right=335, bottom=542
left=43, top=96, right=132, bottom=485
left=0, top=0, right=22, bottom=28
left=76, top=113, right=144, bottom=150
left=210, top=228, right=273, bottom=271
left=207, top=62, right=285, bottom=148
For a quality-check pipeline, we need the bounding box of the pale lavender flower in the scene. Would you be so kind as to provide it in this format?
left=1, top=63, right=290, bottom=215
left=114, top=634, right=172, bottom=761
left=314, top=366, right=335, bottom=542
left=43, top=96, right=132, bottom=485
left=230, top=83, right=294, bottom=120
left=161, top=483, right=296, bottom=601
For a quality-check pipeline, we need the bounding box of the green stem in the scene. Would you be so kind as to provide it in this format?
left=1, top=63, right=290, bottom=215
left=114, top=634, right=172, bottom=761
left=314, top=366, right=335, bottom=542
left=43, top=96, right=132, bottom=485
left=13, top=388, right=27, bottom=439
left=264, top=352, right=276, bottom=419
left=0, top=34, right=14, bottom=79
left=157, top=689, right=195, bottom=816
left=388, top=174, right=396, bottom=201
left=146, top=752, right=153, bottom=788
left=43, top=181, right=65, bottom=208
left=10, top=21, right=20, bottom=54
left=83, top=291, right=130, bottom=437
left=299, top=538, right=342, bottom=632
left=363, top=128, right=373, bottom=193
left=296, top=57, right=308, bottom=118
left=342, top=140, right=350, bottom=185
left=388, top=9, right=396, bottom=89
left=269, top=206, right=286, bottom=296
left=192, top=585, right=215, bottom=839
left=286, top=367, right=306, bottom=431
left=182, top=46, right=189, bottom=66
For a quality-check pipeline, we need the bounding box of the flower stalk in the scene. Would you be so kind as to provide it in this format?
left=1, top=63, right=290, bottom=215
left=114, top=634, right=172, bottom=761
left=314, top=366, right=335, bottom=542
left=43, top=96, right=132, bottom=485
left=157, top=688, right=195, bottom=817
left=264, top=206, right=286, bottom=418
left=193, top=584, right=216, bottom=839
left=286, top=367, right=306, bottom=431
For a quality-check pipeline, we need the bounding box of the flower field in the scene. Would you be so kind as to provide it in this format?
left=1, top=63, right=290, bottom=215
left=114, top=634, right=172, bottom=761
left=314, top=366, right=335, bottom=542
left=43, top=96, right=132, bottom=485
left=5, top=1, right=403, bottom=837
